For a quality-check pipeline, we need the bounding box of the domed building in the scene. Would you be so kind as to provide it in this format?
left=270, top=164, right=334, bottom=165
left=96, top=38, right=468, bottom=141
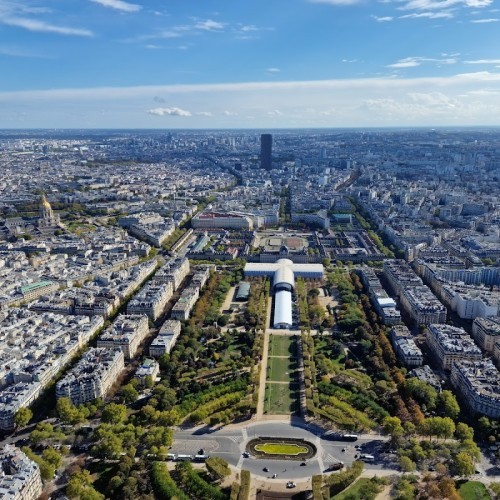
left=37, top=193, right=61, bottom=231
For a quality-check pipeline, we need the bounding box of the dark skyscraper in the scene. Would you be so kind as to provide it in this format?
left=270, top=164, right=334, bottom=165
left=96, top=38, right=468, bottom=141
left=260, top=133, right=272, bottom=170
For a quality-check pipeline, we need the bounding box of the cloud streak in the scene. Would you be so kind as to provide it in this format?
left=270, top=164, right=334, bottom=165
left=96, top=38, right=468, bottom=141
left=90, top=0, right=141, bottom=12
left=388, top=56, right=458, bottom=68
left=2, top=16, right=93, bottom=36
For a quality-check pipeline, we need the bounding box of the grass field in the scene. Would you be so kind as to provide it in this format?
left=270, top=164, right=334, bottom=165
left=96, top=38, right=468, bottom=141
left=255, top=443, right=308, bottom=455
left=269, top=335, right=296, bottom=357
left=265, top=382, right=300, bottom=414
left=457, top=481, right=491, bottom=500
left=268, top=356, right=297, bottom=382
left=332, top=478, right=378, bottom=500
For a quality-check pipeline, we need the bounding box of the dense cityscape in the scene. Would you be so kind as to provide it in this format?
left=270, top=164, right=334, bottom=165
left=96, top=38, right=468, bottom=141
left=0, top=128, right=498, bottom=500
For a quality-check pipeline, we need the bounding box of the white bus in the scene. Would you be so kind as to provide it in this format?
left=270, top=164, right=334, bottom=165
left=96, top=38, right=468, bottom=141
left=176, top=454, right=194, bottom=461
left=359, top=454, right=375, bottom=462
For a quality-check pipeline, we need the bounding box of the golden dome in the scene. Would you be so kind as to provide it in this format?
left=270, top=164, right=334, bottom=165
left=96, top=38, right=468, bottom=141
left=41, top=194, right=52, bottom=209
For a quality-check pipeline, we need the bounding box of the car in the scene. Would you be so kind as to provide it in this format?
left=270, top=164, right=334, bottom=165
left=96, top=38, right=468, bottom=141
left=242, top=451, right=249, bottom=458
left=300, top=462, right=307, bottom=466
left=286, top=481, right=296, bottom=488
left=354, top=445, right=362, bottom=450
left=198, top=448, right=205, bottom=455
left=272, top=474, right=277, bottom=478
left=428, top=466, right=436, bottom=472
left=263, top=467, right=269, bottom=472
left=341, top=448, right=346, bottom=452
left=327, top=462, right=344, bottom=471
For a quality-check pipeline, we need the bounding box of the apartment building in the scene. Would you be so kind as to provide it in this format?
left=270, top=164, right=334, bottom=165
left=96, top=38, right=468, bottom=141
left=0, top=445, right=43, bottom=500
left=149, top=319, right=181, bottom=357
left=55, top=348, right=124, bottom=405
left=97, top=314, right=149, bottom=359
left=472, top=316, right=500, bottom=353
left=127, top=282, right=173, bottom=320
left=390, top=325, right=423, bottom=367
left=451, top=359, right=500, bottom=418
left=426, top=324, right=482, bottom=370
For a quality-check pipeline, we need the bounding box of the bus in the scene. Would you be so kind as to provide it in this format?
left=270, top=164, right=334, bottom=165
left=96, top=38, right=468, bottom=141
left=341, top=434, right=359, bottom=442
left=359, top=454, right=375, bottom=462
left=176, top=454, right=194, bottom=462
left=194, top=454, right=210, bottom=462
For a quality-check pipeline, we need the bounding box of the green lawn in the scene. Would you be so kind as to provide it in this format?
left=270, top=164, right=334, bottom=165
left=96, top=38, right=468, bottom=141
left=268, top=356, right=297, bottom=382
left=332, top=478, right=378, bottom=500
left=269, top=335, right=296, bottom=357
left=457, top=481, right=491, bottom=500
left=255, top=443, right=308, bottom=455
left=265, top=382, right=300, bottom=414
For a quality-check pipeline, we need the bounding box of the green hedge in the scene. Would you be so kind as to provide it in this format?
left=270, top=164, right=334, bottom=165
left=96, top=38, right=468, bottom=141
left=151, top=462, right=189, bottom=500
left=312, top=474, right=324, bottom=500
left=325, top=461, right=364, bottom=497
left=239, top=470, right=250, bottom=500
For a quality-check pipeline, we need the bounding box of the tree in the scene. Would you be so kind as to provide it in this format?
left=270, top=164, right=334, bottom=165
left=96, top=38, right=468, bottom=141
left=42, top=447, right=62, bottom=469
left=121, top=384, right=139, bottom=404
left=394, top=478, right=416, bottom=500
left=403, top=378, right=437, bottom=410
left=399, top=456, right=416, bottom=473
left=67, top=470, right=104, bottom=500
left=382, top=416, right=404, bottom=437
left=438, top=477, right=459, bottom=500
left=57, top=397, right=87, bottom=424
left=454, top=451, right=475, bottom=477
left=145, top=375, right=154, bottom=389
left=455, top=422, right=474, bottom=442
left=101, top=403, right=127, bottom=424
left=438, top=390, right=460, bottom=419
left=14, top=407, right=32, bottom=428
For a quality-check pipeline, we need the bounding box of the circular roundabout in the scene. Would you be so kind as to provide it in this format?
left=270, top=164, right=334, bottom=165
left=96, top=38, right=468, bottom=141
left=247, top=437, right=316, bottom=461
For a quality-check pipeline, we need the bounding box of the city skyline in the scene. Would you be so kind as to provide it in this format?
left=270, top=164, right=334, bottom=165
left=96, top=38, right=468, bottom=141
left=1, top=0, right=500, bottom=128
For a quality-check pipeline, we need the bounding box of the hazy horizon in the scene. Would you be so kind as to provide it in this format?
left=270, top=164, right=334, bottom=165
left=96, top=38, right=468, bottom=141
left=2, top=0, right=500, bottom=128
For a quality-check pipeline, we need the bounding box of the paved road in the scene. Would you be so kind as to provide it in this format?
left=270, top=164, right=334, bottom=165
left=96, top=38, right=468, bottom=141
left=171, top=420, right=396, bottom=480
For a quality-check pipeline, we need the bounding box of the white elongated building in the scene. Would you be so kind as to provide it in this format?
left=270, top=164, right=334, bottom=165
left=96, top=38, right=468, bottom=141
left=244, top=259, right=323, bottom=329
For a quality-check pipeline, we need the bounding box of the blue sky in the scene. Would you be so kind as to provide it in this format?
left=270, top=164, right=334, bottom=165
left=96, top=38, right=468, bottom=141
left=1, top=0, right=500, bottom=128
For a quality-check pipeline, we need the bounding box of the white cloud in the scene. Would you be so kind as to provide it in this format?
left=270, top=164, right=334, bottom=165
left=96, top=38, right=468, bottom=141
left=2, top=16, right=93, bottom=36
left=194, top=19, right=225, bottom=31
left=465, top=0, right=493, bottom=6
left=240, top=24, right=259, bottom=32
left=342, top=59, right=359, bottom=63
left=90, top=0, right=141, bottom=12
left=471, top=17, right=499, bottom=21
left=388, top=56, right=458, bottom=68
left=267, top=68, right=281, bottom=73
left=222, top=110, right=237, bottom=116
left=389, top=59, right=421, bottom=68
left=196, top=111, right=213, bottom=117
left=399, top=0, right=492, bottom=10
left=267, top=109, right=283, bottom=116
left=400, top=11, right=454, bottom=18
left=464, top=59, right=500, bottom=64
left=372, top=15, right=394, bottom=21
left=147, top=107, right=192, bottom=116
